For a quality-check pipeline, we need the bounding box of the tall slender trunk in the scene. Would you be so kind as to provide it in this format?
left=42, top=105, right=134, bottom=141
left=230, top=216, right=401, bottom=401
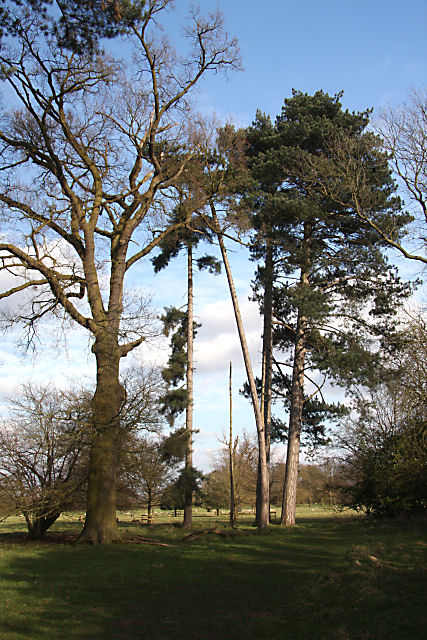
left=257, top=243, right=274, bottom=524
left=78, top=335, right=125, bottom=543
left=183, top=244, right=194, bottom=529
left=211, top=204, right=269, bottom=528
left=229, top=361, right=236, bottom=528
left=281, top=273, right=308, bottom=526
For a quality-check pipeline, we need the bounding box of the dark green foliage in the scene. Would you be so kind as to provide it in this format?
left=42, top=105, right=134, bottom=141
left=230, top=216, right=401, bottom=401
left=341, top=414, right=427, bottom=517
left=154, top=207, right=220, bottom=428
left=245, top=89, right=413, bottom=408
left=201, top=469, right=230, bottom=512
left=158, top=388, right=188, bottom=427
left=195, top=255, right=221, bottom=274
left=339, top=311, right=427, bottom=517
left=270, top=396, right=347, bottom=450
left=1, top=1, right=146, bottom=52
left=159, top=307, right=200, bottom=425
left=160, top=466, right=204, bottom=511
left=241, top=374, right=347, bottom=449
left=160, top=307, right=189, bottom=387
left=151, top=200, right=221, bottom=276
left=159, top=427, right=190, bottom=463
left=160, top=479, right=185, bottom=511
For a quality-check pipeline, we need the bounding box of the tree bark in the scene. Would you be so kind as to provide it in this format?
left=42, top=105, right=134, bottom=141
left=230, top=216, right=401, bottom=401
left=27, top=512, right=61, bottom=540
left=211, top=204, right=269, bottom=528
left=183, top=244, right=194, bottom=530
left=281, top=285, right=308, bottom=526
left=78, top=335, right=125, bottom=543
left=229, top=361, right=236, bottom=528
left=257, top=243, right=273, bottom=523
left=147, top=489, right=152, bottom=516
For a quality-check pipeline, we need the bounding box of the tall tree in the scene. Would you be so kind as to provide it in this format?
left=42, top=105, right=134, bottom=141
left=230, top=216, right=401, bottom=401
left=0, top=1, right=240, bottom=542
left=162, top=123, right=274, bottom=529
left=158, top=305, right=201, bottom=529
left=243, top=91, right=412, bottom=525
left=187, top=125, right=271, bottom=529
left=228, top=361, right=236, bottom=527
left=152, top=206, right=220, bottom=529
left=211, top=202, right=270, bottom=528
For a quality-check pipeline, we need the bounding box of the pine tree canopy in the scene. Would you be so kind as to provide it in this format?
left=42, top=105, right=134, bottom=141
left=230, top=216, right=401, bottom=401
left=244, top=90, right=414, bottom=391
left=0, top=1, right=147, bottom=53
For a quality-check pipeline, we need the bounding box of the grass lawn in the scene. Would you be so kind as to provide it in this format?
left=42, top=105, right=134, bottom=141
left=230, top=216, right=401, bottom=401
left=0, top=507, right=425, bottom=639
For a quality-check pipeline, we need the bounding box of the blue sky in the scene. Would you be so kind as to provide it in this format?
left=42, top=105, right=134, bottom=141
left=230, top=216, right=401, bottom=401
left=0, top=0, right=426, bottom=470
left=188, top=0, right=427, bottom=123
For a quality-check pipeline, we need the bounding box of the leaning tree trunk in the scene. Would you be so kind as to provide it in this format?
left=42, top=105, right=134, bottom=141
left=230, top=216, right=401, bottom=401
left=183, top=244, right=194, bottom=530
left=281, top=307, right=307, bottom=526
left=257, top=242, right=274, bottom=524
left=27, top=511, right=61, bottom=540
left=78, top=335, right=125, bottom=543
left=211, top=204, right=269, bottom=528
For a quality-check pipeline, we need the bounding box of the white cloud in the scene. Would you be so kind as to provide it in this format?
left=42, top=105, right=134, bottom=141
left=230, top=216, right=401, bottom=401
left=194, top=296, right=263, bottom=374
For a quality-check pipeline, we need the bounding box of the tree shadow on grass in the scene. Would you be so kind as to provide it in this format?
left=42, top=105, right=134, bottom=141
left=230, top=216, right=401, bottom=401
left=0, top=526, right=332, bottom=640
left=0, top=518, right=425, bottom=640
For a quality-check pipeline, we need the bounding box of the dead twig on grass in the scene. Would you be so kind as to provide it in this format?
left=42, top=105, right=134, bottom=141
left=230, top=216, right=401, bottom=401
left=182, top=527, right=228, bottom=542
left=126, top=536, right=175, bottom=547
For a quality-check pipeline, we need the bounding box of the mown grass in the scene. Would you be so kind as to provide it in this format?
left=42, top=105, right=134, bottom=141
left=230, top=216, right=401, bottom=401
left=0, top=507, right=425, bottom=639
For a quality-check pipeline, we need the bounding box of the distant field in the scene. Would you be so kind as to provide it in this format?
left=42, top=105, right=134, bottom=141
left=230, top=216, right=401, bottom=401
left=0, top=507, right=425, bottom=639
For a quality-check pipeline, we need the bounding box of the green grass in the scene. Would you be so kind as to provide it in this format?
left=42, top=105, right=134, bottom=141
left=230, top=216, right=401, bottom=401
left=0, top=507, right=425, bottom=639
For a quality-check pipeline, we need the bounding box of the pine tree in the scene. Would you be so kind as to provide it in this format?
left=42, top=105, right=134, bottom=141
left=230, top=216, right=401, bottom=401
left=154, top=207, right=220, bottom=529
left=243, top=90, right=413, bottom=525
left=0, top=1, right=147, bottom=53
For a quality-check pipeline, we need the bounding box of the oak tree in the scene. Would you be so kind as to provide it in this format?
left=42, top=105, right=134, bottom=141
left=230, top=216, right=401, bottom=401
left=0, top=1, right=240, bottom=542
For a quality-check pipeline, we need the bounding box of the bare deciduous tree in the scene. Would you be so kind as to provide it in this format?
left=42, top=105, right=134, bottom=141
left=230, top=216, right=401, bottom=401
left=0, top=384, right=91, bottom=539
left=374, top=88, right=427, bottom=263
left=0, top=1, right=240, bottom=542
left=119, top=435, right=178, bottom=516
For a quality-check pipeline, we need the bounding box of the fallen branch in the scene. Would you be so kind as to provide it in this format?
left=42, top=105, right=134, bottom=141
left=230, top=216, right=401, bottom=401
left=182, top=527, right=227, bottom=542
left=126, top=536, right=175, bottom=547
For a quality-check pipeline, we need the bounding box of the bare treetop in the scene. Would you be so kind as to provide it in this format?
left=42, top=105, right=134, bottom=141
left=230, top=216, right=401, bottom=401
left=0, top=2, right=240, bottom=349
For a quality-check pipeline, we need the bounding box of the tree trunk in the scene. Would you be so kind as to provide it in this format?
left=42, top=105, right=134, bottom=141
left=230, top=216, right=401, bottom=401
left=211, top=204, right=269, bottom=528
left=281, top=222, right=312, bottom=527
left=257, top=243, right=274, bottom=523
left=183, top=244, right=194, bottom=530
left=281, top=308, right=307, bottom=526
left=27, top=511, right=61, bottom=540
left=78, top=336, right=125, bottom=543
left=229, top=361, right=236, bottom=528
